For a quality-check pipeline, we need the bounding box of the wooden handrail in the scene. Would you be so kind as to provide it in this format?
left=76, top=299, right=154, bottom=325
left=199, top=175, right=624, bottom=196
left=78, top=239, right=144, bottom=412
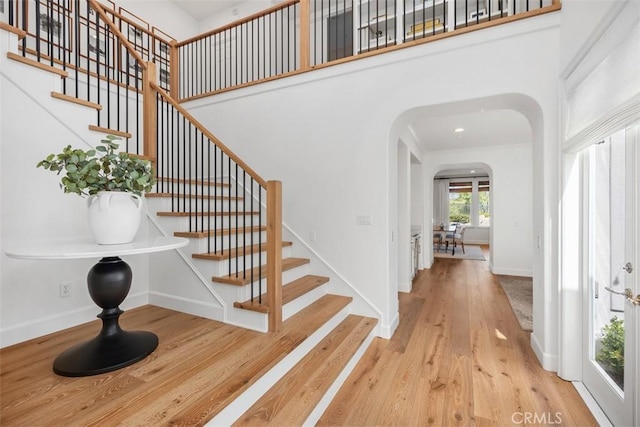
left=87, top=0, right=147, bottom=70
left=0, top=22, right=27, bottom=39
left=177, top=0, right=299, bottom=47
left=149, top=82, right=268, bottom=188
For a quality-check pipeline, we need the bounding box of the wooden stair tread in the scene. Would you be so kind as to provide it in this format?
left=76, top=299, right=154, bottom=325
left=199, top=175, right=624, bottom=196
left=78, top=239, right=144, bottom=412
left=214, top=257, right=310, bottom=286
left=157, top=176, right=230, bottom=188
left=234, top=274, right=330, bottom=313
left=88, top=124, right=132, bottom=139
left=6, top=52, right=68, bottom=77
left=234, top=315, right=377, bottom=425
left=51, top=91, right=102, bottom=110
left=157, top=210, right=258, bottom=217
left=193, top=241, right=292, bottom=262
left=146, top=192, right=242, bottom=201
left=174, top=226, right=266, bottom=238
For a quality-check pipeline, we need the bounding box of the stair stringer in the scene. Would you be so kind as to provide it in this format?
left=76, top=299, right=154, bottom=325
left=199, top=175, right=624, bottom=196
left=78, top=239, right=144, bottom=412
left=145, top=211, right=226, bottom=323
left=0, top=30, right=142, bottom=148
left=1, top=29, right=145, bottom=144
left=280, top=225, right=383, bottom=334
left=227, top=175, right=383, bottom=335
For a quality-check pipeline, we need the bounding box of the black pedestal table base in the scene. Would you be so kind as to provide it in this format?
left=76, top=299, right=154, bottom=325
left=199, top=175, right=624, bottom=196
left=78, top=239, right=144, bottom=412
left=53, top=256, right=158, bottom=377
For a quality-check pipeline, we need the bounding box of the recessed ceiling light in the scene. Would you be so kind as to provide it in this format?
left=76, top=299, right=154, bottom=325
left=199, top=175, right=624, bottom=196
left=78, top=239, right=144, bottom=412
left=470, top=170, right=476, bottom=173
left=454, top=128, right=464, bottom=133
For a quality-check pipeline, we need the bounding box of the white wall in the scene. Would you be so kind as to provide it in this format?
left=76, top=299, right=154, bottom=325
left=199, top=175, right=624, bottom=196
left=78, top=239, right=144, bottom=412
left=197, top=1, right=274, bottom=33
left=183, top=14, right=560, bottom=347
left=114, top=0, right=200, bottom=40
left=425, top=144, right=534, bottom=276
left=0, top=31, right=150, bottom=347
left=559, top=0, right=627, bottom=76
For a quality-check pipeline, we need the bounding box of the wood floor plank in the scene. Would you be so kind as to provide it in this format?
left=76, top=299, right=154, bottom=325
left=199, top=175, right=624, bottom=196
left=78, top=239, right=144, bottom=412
left=319, top=248, right=597, bottom=426
left=1, top=246, right=598, bottom=427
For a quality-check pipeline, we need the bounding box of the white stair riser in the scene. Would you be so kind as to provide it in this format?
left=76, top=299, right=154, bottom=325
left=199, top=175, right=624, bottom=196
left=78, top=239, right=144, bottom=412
left=183, top=232, right=267, bottom=254
left=234, top=263, right=310, bottom=300
left=152, top=183, right=234, bottom=196
left=154, top=214, right=263, bottom=230
left=147, top=197, right=246, bottom=212
left=191, top=245, right=292, bottom=278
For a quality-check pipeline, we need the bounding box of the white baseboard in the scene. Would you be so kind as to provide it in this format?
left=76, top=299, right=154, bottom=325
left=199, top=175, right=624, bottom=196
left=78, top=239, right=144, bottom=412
left=380, top=311, right=399, bottom=339
left=530, top=332, right=558, bottom=371
left=463, top=239, right=489, bottom=245
left=490, top=266, right=533, bottom=277
left=149, top=291, right=224, bottom=321
left=0, top=292, right=148, bottom=348
left=398, top=279, right=413, bottom=293
left=572, top=382, right=612, bottom=427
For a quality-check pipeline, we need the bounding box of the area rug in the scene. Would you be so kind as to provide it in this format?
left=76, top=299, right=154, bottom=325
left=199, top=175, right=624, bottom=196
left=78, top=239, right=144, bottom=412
left=497, top=275, right=533, bottom=331
left=434, top=244, right=486, bottom=261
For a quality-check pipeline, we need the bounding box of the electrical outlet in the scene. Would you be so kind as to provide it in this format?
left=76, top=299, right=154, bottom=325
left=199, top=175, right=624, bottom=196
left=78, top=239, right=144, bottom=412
left=309, top=230, right=317, bottom=242
left=357, top=214, right=372, bottom=225
left=60, top=282, right=71, bottom=298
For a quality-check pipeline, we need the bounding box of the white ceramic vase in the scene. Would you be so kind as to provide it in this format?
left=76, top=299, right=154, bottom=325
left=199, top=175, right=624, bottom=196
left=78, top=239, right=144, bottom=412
left=87, top=191, right=143, bottom=245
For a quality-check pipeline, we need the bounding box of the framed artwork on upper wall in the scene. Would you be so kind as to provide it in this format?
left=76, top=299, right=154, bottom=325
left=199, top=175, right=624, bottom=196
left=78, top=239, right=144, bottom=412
left=76, top=0, right=115, bottom=21
left=26, top=0, right=73, bottom=53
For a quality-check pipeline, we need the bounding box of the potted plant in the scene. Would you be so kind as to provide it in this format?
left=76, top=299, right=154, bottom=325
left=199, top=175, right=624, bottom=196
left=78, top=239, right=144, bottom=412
left=37, top=135, right=155, bottom=244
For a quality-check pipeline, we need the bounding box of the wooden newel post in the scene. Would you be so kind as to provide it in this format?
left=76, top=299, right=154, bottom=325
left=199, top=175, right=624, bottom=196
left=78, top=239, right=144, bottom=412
left=266, top=180, right=283, bottom=332
left=299, top=0, right=310, bottom=70
left=142, top=61, right=157, bottom=166
left=169, top=41, right=180, bottom=100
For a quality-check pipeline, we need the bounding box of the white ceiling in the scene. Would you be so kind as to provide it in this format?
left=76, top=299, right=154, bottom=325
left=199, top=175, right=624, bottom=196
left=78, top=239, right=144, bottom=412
left=167, top=0, right=244, bottom=20
left=409, top=109, right=532, bottom=152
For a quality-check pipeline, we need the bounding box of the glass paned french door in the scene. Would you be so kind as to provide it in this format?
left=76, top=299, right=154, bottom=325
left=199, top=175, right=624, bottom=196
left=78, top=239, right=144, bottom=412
left=583, top=125, right=638, bottom=426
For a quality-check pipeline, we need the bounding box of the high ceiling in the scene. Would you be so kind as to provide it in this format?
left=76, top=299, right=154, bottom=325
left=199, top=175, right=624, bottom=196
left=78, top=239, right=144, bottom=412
left=167, top=0, right=244, bottom=20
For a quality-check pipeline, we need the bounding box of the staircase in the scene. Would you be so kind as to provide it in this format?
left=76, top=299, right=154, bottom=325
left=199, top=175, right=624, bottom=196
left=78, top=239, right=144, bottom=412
left=1, top=14, right=379, bottom=424
left=145, top=178, right=346, bottom=332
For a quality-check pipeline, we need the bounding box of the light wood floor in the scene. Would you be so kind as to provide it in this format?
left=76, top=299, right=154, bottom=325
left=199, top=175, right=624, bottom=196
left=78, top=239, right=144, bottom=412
left=318, top=247, right=597, bottom=426
left=0, top=247, right=597, bottom=426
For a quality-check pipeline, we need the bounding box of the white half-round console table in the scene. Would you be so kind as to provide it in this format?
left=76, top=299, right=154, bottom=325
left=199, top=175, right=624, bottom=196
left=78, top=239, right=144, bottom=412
left=5, top=236, right=189, bottom=377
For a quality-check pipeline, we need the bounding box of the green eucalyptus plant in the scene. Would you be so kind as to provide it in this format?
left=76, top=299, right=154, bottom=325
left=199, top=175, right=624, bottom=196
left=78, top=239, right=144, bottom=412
left=37, top=135, right=155, bottom=197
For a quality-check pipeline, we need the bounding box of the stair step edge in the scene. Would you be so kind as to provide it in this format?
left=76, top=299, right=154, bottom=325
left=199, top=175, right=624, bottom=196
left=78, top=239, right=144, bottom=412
left=194, top=241, right=293, bottom=262
left=157, top=211, right=259, bottom=217
left=213, top=257, right=310, bottom=286
left=209, top=294, right=355, bottom=425
left=174, top=226, right=266, bottom=239
left=236, top=315, right=378, bottom=425
left=233, top=274, right=330, bottom=313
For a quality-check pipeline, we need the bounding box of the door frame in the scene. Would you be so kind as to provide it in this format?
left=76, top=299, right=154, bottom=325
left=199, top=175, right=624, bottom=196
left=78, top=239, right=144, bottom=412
left=580, top=131, right=636, bottom=426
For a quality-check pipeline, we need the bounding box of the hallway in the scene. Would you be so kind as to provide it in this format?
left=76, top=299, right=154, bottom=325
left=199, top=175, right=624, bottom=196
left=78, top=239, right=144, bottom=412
left=318, top=248, right=597, bottom=425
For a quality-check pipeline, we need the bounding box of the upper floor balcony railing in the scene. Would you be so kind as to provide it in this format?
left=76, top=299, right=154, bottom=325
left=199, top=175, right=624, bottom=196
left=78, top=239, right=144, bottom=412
left=175, top=0, right=560, bottom=101
left=1, top=0, right=560, bottom=105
